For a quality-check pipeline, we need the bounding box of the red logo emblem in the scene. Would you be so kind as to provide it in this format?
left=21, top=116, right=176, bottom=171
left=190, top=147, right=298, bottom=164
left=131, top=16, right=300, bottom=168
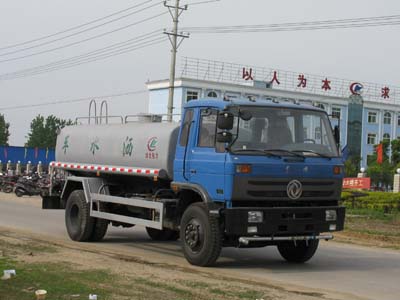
left=147, top=137, right=158, bottom=152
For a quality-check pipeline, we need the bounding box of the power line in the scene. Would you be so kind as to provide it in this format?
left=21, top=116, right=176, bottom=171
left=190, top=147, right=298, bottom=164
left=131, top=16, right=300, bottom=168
left=186, top=21, right=400, bottom=34
left=0, top=11, right=168, bottom=64
left=6, top=38, right=168, bottom=80
left=0, top=0, right=158, bottom=52
left=187, top=21, right=400, bottom=33
left=0, top=30, right=162, bottom=79
left=0, top=90, right=148, bottom=111
left=183, top=0, right=220, bottom=6
left=0, top=37, right=168, bottom=81
left=185, top=14, right=400, bottom=30
left=0, top=9, right=167, bottom=65
left=1, top=39, right=168, bottom=80
left=182, top=14, right=400, bottom=33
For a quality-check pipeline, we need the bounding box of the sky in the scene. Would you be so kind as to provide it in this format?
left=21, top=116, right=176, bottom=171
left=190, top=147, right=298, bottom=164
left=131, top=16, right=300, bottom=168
left=0, top=0, right=399, bottom=145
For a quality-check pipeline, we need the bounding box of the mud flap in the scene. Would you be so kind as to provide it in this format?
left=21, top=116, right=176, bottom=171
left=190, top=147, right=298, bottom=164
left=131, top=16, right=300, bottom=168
left=42, top=196, right=63, bottom=209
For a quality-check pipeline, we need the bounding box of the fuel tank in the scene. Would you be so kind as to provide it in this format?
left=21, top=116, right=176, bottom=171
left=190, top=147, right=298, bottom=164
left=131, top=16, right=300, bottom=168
left=56, top=122, right=180, bottom=179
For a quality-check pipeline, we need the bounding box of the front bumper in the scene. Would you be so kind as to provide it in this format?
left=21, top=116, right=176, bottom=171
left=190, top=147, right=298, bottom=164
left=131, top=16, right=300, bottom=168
left=224, top=206, right=345, bottom=236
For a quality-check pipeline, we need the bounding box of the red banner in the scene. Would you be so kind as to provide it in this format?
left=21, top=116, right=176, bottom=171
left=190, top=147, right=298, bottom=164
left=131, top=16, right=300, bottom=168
left=376, top=143, right=383, bottom=164
left=343, top=178, right=371, bottom=190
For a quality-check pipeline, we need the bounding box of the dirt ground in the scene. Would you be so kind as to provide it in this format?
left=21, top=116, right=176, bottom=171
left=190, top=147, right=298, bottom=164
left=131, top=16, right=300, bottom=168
left=0, top=229, right=359, bottom=300
left=0, top=192, right=42, bottom=207
left=334, top=215, right=400, bottom=250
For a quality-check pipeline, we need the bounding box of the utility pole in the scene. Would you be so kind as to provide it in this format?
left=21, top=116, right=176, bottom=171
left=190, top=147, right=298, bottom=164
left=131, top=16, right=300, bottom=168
left=164, top=0, right=189, bottom=122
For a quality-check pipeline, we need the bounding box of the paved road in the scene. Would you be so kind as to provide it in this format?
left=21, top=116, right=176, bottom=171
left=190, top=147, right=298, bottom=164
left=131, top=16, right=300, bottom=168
left=1, top=196, right=399, bottom=300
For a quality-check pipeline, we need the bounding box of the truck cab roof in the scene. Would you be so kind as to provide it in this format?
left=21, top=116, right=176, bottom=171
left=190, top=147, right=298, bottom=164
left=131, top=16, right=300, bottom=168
left=184, top=98, right=325, bottom=113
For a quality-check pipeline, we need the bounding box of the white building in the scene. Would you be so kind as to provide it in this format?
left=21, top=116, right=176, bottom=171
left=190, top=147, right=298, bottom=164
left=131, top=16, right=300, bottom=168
left=146, top=57, right=400, bottom=168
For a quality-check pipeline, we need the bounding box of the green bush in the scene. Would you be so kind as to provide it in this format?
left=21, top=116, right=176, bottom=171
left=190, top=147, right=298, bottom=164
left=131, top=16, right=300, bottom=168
left=341, top=190, right=400, bottom=213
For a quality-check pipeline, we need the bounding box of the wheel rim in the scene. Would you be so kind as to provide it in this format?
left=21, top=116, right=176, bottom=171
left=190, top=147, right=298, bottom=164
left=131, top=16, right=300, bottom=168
left=69, top=204, right=80, bottom=232
left=184, top=218, right=204, bottom=253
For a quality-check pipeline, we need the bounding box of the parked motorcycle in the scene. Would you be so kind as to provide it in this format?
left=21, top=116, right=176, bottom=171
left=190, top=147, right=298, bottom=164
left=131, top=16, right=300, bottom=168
left=0, top=175, right=19, bottom=193
left=14, top=174, right=48, bottom=197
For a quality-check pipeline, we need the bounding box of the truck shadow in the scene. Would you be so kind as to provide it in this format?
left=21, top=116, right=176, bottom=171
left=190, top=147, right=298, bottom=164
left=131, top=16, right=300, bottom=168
left=101, top=232, right=399, bottom=273
left=217, top=246, right=399, bottom=273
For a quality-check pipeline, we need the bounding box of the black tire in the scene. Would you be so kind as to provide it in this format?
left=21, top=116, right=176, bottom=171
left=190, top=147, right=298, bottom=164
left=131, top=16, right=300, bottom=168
left=146, top=227, right=179, bottom=241
left=277, top=240, right=319, bottom=263
left=65, top=190, right=94, bottom=242
left=3, top=185, right=13, bottom=193
left=89, top=218, right=109, bottom=242
left=15, top=188, right=24, bottom=197
left=180, top=202, right=222, bottom=267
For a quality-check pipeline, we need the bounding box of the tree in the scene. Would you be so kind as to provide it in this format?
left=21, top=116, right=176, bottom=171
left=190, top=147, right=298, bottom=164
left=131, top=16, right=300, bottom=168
left=344, top=156, right=361, bottom=177
left=367, top=140, right=393, bottom=187
left=391, top=139, right=400, bottom=166
left=0, top=114, right=10, bottom=146
left=26, top=115, right=73, bottom=148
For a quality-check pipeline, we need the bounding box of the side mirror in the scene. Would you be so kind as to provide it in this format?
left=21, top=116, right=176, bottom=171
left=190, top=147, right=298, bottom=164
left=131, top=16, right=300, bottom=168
left=217, top=112, right=234, bottom=130
left=217, top=131, right=233, bottom=143
left=333, top=125, right=340, bottom=145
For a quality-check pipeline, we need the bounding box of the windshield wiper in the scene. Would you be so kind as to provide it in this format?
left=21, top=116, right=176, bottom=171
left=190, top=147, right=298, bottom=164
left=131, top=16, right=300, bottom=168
left=264, top=149, right=305, bottom=159
left=231, top=149, right=281, bottom=158
left=292, top=150, right=332, bottom=159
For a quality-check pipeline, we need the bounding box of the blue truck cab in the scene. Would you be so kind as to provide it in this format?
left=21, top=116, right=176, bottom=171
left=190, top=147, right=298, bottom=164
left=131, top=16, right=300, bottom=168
left=172, top=98, right=345, bottom=265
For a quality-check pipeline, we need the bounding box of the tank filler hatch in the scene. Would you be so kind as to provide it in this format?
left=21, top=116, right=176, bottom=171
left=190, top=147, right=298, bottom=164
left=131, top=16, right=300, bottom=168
left=75, top=100, right=172, bottom=125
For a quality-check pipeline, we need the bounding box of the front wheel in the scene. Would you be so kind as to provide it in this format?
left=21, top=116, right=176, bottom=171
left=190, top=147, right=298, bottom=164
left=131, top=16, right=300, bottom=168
left=180, top=203, right=222, bottom=267
left=277, top=240, right=319, bottom=263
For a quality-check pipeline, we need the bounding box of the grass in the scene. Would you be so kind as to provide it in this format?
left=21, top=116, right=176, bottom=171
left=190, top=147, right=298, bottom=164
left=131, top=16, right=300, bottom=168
left=209, top=287, right=266, bottom=300
left=0, top=238, right=57, bottom=256
left=0, top=257, right=113, bottom=300
left=336, top=209, right=400, bottom=250
left=335, top=191, right=400, bottom=249
left=0, top=234, right=272, bottom=300
left=346, top=208, right=400, bottom=222
left=133, top=277, right=194, bottom=298
left=133, top=277, right=267, bottom=300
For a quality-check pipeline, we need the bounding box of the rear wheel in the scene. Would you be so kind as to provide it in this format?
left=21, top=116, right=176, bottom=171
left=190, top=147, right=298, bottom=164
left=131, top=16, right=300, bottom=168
left=146, top=227, right=179, bottom=241
left=65, top=190, right=94, bottom=242
left=277, top=240, right=319, bottom=263
left=180, top=203, right=222, bottom=267
left=15, top=188, right=24, bottom=197
left=89, top=218, right=109, bottom=242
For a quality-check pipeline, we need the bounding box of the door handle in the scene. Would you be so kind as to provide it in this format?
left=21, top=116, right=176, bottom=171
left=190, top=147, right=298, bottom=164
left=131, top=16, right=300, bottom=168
left=190, top=169, right=197, bottom=174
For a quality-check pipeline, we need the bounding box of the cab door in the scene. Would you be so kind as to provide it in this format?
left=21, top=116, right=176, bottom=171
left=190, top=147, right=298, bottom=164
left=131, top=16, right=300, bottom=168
left=174, top=109, right=195, bottom=182
left=187, top=108, right=227, bottom=201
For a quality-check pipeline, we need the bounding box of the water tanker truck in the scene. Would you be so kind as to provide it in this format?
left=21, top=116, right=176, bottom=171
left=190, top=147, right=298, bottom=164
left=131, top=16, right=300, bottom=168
left=43, top=98, right=345, bottom=266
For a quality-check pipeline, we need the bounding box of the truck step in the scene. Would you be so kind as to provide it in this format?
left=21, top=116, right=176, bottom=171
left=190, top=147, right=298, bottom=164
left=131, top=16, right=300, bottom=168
left=90, top=193, right=164, bottom=230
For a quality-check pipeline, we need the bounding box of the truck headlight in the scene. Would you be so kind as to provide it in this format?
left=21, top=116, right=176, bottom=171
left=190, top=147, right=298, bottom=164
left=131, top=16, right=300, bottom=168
left=326, top=210, right=337, bottom=221
left=248, top=211, right=263, bottom=223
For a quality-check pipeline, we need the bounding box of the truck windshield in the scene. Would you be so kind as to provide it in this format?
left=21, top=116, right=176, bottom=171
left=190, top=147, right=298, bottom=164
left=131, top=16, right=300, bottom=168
left=229, top=106, right=339, bottom=157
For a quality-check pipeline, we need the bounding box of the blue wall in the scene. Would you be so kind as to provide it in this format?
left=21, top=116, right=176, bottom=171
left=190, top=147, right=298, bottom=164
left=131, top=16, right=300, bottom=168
left=0, top=146, right=54, bottom=165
